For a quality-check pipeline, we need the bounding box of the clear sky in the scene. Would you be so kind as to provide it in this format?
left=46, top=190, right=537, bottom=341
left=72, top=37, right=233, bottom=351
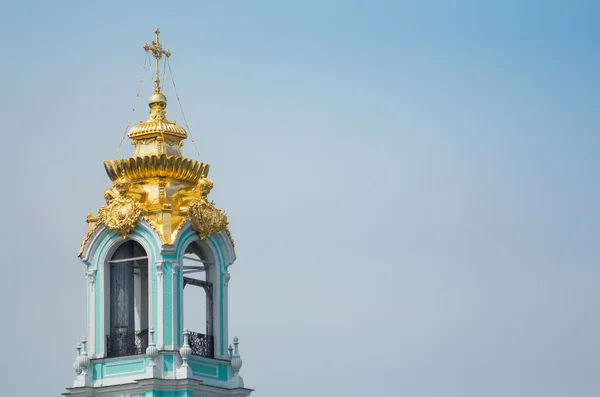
left=0, top=1, right=598, bottom=396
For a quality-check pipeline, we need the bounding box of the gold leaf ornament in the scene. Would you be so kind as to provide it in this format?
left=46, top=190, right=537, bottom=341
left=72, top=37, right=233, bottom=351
left=189, top=199, right=228, bottom=240
left=98, top=195, right=143, bottom=237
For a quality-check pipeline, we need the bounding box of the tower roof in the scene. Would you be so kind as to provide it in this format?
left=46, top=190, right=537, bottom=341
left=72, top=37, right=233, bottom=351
left=128, top=93, right=188, bottom=142
left=79, top=29, right=231, bottom=252
left=126, top=29, right=188, bottom=156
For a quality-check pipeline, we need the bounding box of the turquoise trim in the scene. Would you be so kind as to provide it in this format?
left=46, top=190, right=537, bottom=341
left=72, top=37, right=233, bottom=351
left=88, top=223, right=162, bottom=356
left=88, top=223, right=232, bottom=359
left=207, top=235, right=226, bottom=356
left=189, top=357, right=229, bottom=381
left=161, top=252, right=179, bottom=348
left=163, top=263, right=173, bottom=345
left=92, top=362, right=103, bottom=380
left=152, top=258, right=157, bottom=337
left=163, top=353, right=174, bottom=372
left=177, top=262, right=181, bottom=346
left=173, top=225, right=205, bottom=345
left=91, top=357, right=147, bottom=380
left=105, top=358, right=146, bottom=377
left=149, top=391, right=191, bottom=397
left=172, top=221, right=193, bottom=253
left=91, top=230, right=116, bottom=353
left=94, top=279, right=100, bottom=353
left=173, top=225, right=230, bottom=357
left=87, top=265, right=90, bottom=339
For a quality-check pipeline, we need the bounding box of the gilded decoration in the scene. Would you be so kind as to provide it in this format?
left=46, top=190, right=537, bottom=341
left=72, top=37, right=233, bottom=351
left=78, top=29, right=234, bottom=253
left=104, top=154, right=209, bottom=185
left=189, top=199, right=229, bottom=241
left=141, top=215, right=166, bottom=242
left=98, top=195, right=143, bottom=238
left=225, top=227, right=235, bottom=248
left=78, top=215, right=100, bottom=257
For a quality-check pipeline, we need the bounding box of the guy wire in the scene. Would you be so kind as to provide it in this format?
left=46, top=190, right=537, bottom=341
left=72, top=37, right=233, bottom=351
left=115, top=52, right=149, bottom=157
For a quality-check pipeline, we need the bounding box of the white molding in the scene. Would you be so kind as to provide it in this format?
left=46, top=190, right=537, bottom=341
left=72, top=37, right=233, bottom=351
left=79, top=224, right=108, bottom=263
left=156, top=260, right=166, bottom=350
left=172, top=261, right=179, bottom=350
left=207, top=237, right=224, bottom=359
left=70, top=366, right=253, bottom=397
left=223, top=270, right=229, bottom=358
left=86, top=268, right=96, bottom=357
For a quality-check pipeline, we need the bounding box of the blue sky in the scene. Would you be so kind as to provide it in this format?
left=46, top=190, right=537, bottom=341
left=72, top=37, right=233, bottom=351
left=0, top=1, right=599, bottom=396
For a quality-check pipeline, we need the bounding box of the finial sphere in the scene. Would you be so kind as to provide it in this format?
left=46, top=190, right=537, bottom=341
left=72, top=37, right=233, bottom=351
left=149, top=92, right=167, bottom=109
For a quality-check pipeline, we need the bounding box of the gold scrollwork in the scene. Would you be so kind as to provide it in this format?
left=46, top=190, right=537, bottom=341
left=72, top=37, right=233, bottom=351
left=189, top=199, right=229, bottom=240
left=98, top=195, right=143, bottom=237
left=224, top=226, right=235, bottom=248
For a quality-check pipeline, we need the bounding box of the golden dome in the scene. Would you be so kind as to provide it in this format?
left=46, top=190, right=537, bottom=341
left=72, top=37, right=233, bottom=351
left=127, top=119, right=188, bottom=140
left=128, top=94, right=187, bottom=140
left=80, top=28, right=231, bottom=249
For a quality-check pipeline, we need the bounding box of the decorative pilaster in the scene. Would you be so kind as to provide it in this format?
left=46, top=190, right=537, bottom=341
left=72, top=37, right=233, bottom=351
left=156, top=261, right=165, bottom=349
left=221, top=270, right=231, bottom=359
left=171, top=261, right=180, bottom=350
left=85, top=268, right=96, bottom=357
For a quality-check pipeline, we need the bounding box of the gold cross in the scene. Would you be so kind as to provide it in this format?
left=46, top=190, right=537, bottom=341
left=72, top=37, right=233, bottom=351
left=144, top=28, right=171, bottom=93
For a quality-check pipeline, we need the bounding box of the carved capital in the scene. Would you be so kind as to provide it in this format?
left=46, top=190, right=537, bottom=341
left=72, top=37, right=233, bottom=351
left=156, top=262, right=164, bottom=278
left=85, top=269, right=96, bottom=285
left=172, top=262, right=179, bottom=275
left=223, top=271, right=231, bottom=286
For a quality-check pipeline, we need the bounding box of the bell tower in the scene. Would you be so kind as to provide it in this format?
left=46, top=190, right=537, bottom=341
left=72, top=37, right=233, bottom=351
left=64, top=29, right=253, bottom=397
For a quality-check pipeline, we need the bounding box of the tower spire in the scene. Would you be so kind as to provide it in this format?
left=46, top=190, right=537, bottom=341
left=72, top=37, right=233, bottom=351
left=144, top=28, right=171, bottom=93
left=69, top=29, right=252, bottom=397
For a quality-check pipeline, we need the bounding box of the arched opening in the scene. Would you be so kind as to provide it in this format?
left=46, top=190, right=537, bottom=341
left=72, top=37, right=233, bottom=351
left=183, top=252, right=207, bottom=332
left=182, top=241, right=214, bottom=358
left=106, top=240, right=149, bottom=357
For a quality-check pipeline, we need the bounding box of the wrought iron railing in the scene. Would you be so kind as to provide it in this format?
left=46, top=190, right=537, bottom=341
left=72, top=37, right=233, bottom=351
left=106, top=328, right=149, bottom=358
left=188, top=331, right=214, bottom=358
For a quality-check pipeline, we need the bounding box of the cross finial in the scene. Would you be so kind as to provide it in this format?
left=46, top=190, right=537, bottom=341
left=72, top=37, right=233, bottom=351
left=143, top=28, right=171, bottom=93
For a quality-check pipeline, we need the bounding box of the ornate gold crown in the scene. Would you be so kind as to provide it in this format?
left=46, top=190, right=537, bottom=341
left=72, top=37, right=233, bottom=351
left=79, top=29, right=232, bottom=255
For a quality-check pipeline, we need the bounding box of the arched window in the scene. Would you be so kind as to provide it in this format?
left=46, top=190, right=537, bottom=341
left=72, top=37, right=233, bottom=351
left=106, top=240, right=149, bottom=357
left=182, top=241, right=214, bottom=358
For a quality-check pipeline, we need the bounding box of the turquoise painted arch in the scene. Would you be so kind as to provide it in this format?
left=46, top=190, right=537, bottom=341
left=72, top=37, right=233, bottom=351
left=174, top=222, right=236, bottom=357
left=79, top=220, right=163, bottom=355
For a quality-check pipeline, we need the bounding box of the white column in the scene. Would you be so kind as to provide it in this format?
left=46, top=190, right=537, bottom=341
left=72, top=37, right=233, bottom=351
left=85, top=268, right=96, bottom=358
left=210, top=263, right=223, bottom=359
left=171, top=262, right=179, bottom=349
left=156, top=261, right=165, bottom=349
left=222, top=270, right=231, bottom=358
left=134, top=269, right=142, bottom=332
